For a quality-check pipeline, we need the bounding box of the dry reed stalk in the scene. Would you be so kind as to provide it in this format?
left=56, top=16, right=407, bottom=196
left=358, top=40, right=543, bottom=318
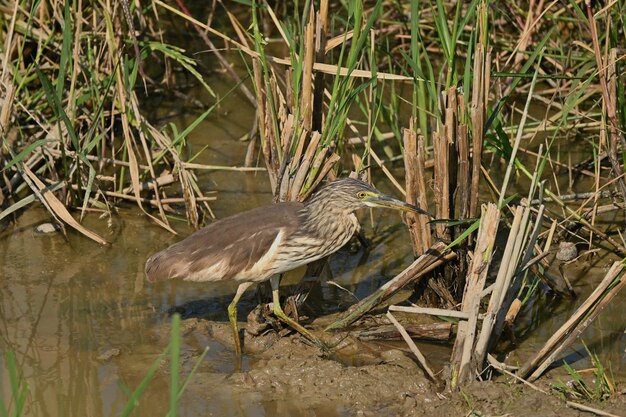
left=290, top=131, right=322, bottom=199
left=312, top=0, right=328, bottom=132
left=104, top=191, right=215, bottom=207
left=357, top=322, right=452, bottom=342
left=455, top=121, right=470, bottom=223
left=386, top=311, right=437, bottom=380
left=445, top=88, right=459, bottom=215
left=262, top=92, right=279, bottom=189
left=388, top=305, right=473, bottom=320
left=325, top=242, right=455, bottom=331
left=473, top=206, right=528, bottom=370
left=0, top=81, right=14, bottom=138
left=299, top=4, right=315, bottom=132
left=122, top=174, right=176, bottom=193
left=450, top=203, right=500, bottom=387
left=276, top=114, right=296, bottom=201
left=566, top=401, right=623, bottom=417
left=586, top=0, right=626, bottom=203
left=519, top=262, right=626, bottom=381
left=21, top=165, right=108, bottom=245
left=415, top=136, right=432, bottom=246
left=403, top=122, right=428, bottom=256
left=433, top=129, right=450, bottom=242
left=469, top=41, right=490, bottom=219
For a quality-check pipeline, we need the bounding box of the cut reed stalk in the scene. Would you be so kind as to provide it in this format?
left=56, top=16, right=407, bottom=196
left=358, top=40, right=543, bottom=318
left=450, top=203, right=500, bottom=387
left=473, top=205, right=529, bottom=372
left=403, top=120, right=431, bottom=256
left=357, top=322, right=452, bottom=342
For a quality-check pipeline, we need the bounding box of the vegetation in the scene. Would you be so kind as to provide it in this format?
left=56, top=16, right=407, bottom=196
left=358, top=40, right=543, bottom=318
left=1, top=0, right=625, bottom=409
left=552, top=342, right=616, bottom=402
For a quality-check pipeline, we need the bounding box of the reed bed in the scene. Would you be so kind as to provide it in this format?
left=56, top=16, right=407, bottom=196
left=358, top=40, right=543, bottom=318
left=0, top=0, right=225, bottom=240
left=2, top=0, right=626, bottom=399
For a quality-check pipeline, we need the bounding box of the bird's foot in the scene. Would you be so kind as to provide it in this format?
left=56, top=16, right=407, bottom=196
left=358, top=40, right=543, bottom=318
left=271, top=304, right=331, bottom=355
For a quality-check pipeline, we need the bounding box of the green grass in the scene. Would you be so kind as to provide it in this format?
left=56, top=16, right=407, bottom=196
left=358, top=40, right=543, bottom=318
left=552, top=341, right=616, bottom=402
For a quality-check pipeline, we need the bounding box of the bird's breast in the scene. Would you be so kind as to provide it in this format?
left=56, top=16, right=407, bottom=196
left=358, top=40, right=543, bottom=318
left=267, top=213, right=360, bottom=273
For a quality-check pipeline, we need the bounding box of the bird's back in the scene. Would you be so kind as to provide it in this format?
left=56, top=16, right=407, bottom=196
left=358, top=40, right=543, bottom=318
left=145, top=202, right=304, bottom=283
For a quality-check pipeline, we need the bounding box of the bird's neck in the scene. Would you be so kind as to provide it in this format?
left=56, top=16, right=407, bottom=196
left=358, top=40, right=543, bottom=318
left=300, top=199, right=359, bottom=238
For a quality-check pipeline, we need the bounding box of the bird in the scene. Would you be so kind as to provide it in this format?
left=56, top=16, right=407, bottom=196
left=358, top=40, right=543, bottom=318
left=145, top=177, right=431, bottom=356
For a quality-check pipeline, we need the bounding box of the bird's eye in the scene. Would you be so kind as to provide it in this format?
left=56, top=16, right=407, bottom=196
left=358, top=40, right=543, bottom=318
left=357, top=191, right=367, bottom=199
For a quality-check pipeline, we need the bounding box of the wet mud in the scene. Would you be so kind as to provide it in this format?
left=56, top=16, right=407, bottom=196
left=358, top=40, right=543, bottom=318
left=148, top=316, right=626, bottom=417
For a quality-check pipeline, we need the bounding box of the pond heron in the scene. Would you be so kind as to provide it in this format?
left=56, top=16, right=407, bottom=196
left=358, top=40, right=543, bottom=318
left=145, top=177, right=430, bottom=355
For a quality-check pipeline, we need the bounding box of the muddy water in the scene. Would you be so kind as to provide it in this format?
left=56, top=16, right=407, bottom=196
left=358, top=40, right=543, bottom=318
left=2, top=76, right=626, bottom=416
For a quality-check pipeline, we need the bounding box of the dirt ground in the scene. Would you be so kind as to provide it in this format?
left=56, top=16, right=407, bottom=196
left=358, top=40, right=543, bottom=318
left=166, top=318, right=626, bottom=417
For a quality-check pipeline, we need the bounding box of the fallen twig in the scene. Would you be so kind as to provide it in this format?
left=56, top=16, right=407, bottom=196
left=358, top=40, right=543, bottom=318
left=357, top=322, right=452, bottom=342
left=386, top=311, right=437, bottom=381
left=566, top=401, right=623, bottom=417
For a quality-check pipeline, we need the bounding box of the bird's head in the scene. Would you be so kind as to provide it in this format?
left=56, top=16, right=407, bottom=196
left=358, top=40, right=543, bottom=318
left=306, top=177, right=431, bottom=217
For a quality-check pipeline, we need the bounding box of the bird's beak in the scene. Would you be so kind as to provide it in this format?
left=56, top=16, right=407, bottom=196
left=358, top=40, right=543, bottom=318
left=365, top=194, right=432, bottom=217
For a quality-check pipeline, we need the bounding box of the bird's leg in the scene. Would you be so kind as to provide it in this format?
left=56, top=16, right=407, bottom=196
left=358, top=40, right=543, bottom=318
left=227, top=282, right=254, bottom=357
left=269, top=275, right=329, bottom=353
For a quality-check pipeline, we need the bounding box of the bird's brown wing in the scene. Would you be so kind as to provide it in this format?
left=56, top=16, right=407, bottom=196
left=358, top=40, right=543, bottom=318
left=145, top=202, right=303, bottom=283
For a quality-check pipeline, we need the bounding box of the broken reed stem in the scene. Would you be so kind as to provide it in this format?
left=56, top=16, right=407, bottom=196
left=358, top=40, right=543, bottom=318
left=519, top=261, right=626, bottom=381
left=469, top=43, right=489, bottom=219
left=357, top=322, right=452, bottom=342
left=325, top=242, right=455, bottom=331
left=386, top=311, right=437, bottom=381
left=450, top=203, right=500, bottom=387
left=444, top=90, right=459, bottom=218
left=403, top=121, right=431, bottom=256
left=389, top=305, right=472, bottom=320
left=433, top=132, right=450, bottom=241
left=473, top=205, right=527, bottom=370
left=415, top=136, right=432, bottom=249
left=455, top=122, right=470, bottom=222
left=21, top=165, right=108, bottom=245
left=566, top=401, right=623, bottom=417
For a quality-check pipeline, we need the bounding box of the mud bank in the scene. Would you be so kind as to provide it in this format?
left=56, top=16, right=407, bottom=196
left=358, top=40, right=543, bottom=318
left=155, top=318, right=626, bottom=417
